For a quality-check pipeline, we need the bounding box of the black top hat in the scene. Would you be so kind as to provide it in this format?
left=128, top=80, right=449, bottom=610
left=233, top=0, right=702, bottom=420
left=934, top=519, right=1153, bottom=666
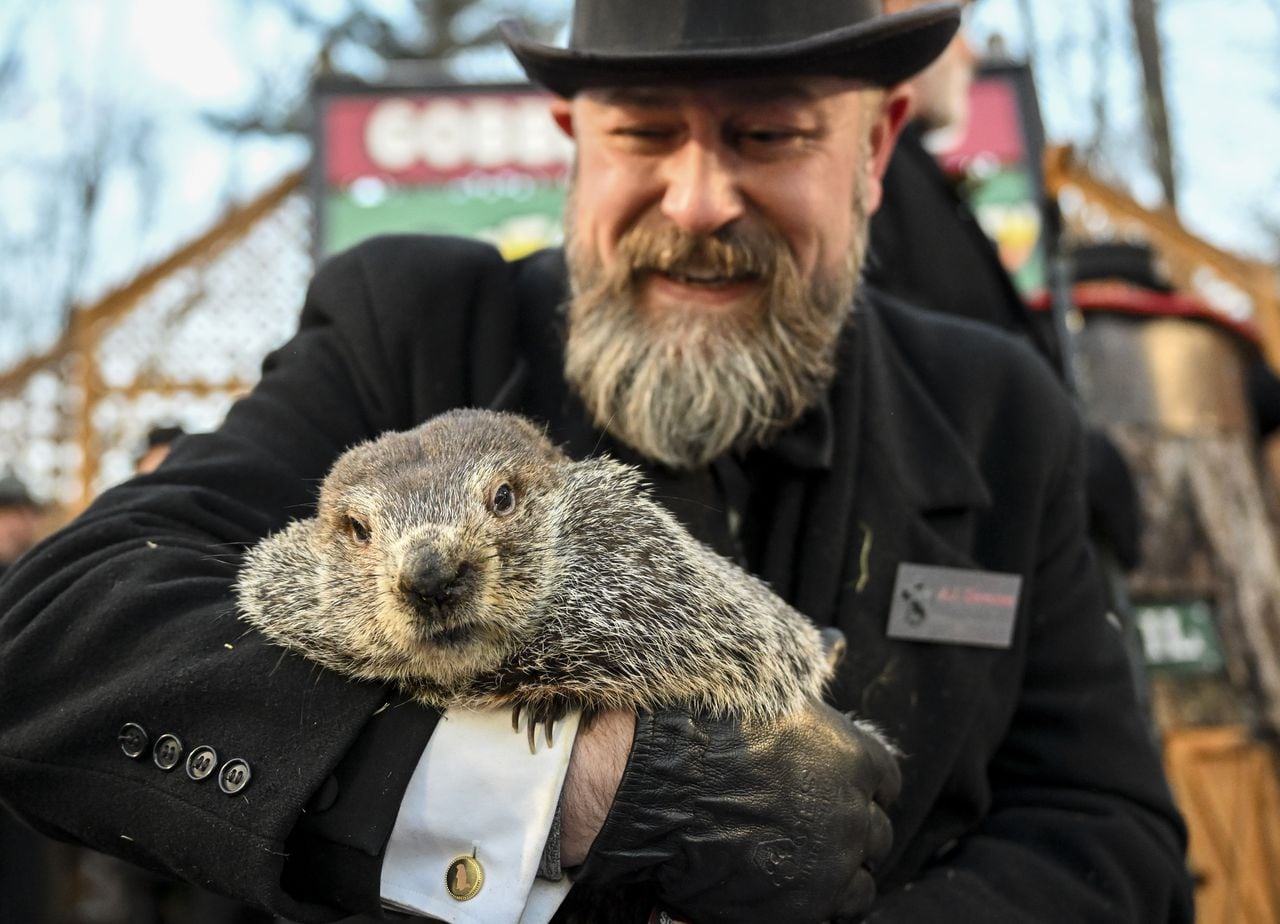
left=501, top=0, right=962, bottom=98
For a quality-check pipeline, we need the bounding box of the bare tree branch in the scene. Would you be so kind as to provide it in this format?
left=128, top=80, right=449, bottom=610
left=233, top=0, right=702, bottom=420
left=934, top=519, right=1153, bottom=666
left=1014, top=0, right=1039, bottom=63
left=1082, top=0, right=1114, bottom=166
left=0, top=6, right=34, bottom=94
left=1128, top=0, right=1178, bottom=208
left=204, top=0, right=496, bottom=141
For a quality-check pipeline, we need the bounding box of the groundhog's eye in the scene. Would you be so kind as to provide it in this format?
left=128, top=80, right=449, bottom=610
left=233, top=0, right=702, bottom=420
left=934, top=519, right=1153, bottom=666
left=346, top=516, right=370, bottom=544
left=491, top=483, right=517, bottom=517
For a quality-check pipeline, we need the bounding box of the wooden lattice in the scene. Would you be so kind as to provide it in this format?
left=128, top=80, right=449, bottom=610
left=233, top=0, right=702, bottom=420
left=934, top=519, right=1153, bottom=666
left=0, top=171, right=312, bottom=516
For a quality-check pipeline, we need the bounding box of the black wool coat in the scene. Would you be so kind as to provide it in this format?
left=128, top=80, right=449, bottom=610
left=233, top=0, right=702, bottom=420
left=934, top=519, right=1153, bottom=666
left=867, top=123, right=1063, bottom=373
left=0, top=237, right=1192, bottom=922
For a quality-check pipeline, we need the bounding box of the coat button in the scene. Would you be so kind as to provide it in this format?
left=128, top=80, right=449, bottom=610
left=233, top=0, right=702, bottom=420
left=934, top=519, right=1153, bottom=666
left=118, top=723, right=148, bottom=759
left=446, top=854, right=484, bottom=901
left=217, top=759, right=252, bottom=795
left=153, top=734, right=183, bottom=771
left=185, top=746, right=218, bottom=782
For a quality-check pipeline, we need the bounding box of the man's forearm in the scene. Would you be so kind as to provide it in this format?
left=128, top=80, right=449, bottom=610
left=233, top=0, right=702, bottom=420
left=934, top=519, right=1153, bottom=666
left=560, top=709, right=635, bottom=866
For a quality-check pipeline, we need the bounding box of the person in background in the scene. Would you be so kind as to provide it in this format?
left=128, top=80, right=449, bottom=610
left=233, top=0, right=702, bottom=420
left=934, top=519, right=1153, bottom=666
left=869, top=0, right=1062, bottom=369
left=869, top=0, right=1145, bottom=581
left=0, top=472, right=41, bottom=577
left=136, top=424, right=187, bottom=475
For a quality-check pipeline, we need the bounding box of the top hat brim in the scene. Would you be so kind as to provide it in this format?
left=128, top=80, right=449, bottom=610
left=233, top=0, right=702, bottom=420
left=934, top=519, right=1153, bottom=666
left=501, top=5, right=962, bottom=98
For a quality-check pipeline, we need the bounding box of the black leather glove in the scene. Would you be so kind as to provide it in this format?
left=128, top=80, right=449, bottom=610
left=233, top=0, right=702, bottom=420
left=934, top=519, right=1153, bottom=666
left=576, top=702, right=901, bottom=924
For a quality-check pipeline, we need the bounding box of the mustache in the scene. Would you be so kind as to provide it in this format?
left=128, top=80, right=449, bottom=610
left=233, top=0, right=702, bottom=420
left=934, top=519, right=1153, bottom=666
left=613, top=218, right=790, bottom=283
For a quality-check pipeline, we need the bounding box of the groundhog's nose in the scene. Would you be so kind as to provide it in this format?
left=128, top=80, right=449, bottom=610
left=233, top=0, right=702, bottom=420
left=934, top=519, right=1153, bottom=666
left=400, top=552, right=472, bottom=615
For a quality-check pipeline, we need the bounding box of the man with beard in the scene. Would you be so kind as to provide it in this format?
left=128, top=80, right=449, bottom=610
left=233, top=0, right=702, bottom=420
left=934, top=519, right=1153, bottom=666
left=0, top=2, right=1192, bottom=923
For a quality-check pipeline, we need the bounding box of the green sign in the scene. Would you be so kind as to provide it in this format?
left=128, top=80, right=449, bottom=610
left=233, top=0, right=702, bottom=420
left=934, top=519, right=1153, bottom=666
left=1134, top=600, right=1226, bottom=675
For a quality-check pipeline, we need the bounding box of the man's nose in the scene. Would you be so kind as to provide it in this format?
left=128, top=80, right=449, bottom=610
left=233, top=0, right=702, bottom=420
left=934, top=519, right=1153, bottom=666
left=659, top=141, right=744, bottom=235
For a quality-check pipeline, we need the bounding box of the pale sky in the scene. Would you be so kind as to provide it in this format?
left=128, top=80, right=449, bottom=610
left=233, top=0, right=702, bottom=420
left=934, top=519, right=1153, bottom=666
left=973, top=0, right=1280, bottom=254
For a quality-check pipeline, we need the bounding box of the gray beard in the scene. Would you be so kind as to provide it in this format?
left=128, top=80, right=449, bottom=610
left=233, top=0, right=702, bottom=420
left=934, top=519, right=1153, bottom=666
left=563, top=206, right=867, bottom=470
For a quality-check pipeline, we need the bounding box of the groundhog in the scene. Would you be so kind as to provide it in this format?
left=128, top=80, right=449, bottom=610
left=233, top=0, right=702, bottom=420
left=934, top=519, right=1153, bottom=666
left=235, top=408, right=839, bottom=745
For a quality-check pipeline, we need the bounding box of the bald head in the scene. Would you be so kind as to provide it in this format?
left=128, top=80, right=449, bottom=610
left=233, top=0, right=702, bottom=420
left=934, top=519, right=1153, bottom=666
left=882, top=0, right=977, bottom=135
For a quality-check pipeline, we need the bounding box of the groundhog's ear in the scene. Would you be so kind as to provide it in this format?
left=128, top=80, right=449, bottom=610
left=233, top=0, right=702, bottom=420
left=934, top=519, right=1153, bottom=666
left=535, top=431, right=570, bottom=465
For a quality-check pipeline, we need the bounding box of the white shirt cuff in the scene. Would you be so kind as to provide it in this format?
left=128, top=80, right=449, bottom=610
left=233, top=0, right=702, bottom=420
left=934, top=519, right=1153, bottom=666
left=380, top=706, right=581, bottom=924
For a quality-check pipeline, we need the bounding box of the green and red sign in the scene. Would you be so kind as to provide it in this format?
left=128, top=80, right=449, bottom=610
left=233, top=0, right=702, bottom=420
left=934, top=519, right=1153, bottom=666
left=933, top=64, right=1050, bottom=302
left=312, top=81, right=571, bottom=260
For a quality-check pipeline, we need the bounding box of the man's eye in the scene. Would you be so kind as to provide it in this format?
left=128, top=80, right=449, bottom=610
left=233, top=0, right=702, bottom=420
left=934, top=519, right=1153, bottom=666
left=610, top=126, right=679, bottom=149
left=734, top=128, right=809, bottom=150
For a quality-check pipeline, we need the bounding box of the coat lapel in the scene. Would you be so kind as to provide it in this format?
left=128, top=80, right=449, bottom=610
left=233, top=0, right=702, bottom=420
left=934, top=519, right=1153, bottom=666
left=746, top=296, right=1007, bottom=848
left=774, top=295, right=992, bottom=632
left=817, top=301, right=1014, bottom=866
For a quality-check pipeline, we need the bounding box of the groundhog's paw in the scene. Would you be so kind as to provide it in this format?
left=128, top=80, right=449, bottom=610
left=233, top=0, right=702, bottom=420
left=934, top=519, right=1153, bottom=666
left=511, top=699, right=576, bottom=753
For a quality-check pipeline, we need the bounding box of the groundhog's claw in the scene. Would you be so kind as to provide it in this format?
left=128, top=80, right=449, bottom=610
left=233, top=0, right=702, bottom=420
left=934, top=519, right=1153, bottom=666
left=511, top=703, right=565, bottom=753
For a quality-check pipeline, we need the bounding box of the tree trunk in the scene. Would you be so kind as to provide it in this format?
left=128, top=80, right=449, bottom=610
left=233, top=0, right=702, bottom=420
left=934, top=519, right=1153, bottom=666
left=1128, top=0, right=1179, bottom=208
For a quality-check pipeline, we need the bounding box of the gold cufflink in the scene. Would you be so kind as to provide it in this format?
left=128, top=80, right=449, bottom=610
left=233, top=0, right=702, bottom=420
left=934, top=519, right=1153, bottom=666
left=446, top=852, right=484, bottom=901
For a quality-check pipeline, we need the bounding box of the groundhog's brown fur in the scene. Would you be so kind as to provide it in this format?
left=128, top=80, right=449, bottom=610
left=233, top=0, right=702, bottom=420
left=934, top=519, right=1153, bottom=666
left=235, top=409, right=834, bottom=730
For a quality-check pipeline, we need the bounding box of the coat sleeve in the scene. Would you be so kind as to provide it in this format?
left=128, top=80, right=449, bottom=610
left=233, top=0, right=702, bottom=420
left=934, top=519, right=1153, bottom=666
left=0, top=236, right=518, bottom=920
left=868, top=396, right=1194, bottom=922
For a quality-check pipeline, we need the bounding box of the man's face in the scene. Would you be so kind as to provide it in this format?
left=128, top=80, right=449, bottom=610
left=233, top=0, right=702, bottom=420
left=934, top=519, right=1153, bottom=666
left=562, top=78, right=890, bottom=310
left=552, top=78, right=907, bottom=468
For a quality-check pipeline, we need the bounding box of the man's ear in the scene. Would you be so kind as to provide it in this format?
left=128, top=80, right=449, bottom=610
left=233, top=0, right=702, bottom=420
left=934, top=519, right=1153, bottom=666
left=550, top=98, right=575, bottom=139
left=862, top=86, right=914, bottom=216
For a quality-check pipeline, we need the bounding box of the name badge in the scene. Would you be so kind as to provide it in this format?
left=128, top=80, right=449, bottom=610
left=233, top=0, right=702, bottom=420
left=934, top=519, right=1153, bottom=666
left=886, top=563, right=1021, bottom=649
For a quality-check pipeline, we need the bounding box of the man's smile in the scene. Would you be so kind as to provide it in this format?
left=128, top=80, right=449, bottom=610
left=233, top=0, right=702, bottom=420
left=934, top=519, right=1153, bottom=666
left=644, top=268, right=763, bottom=308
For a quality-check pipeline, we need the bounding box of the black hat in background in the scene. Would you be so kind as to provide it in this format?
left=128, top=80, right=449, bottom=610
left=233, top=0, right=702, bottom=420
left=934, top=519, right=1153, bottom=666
left=1069, top=241, right=1175, bottom=294
left=0, top=473, right=38, bottom=510
left=144, top=425, right=186, bottom=451
left=501, top=0, right=962, bottom=98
